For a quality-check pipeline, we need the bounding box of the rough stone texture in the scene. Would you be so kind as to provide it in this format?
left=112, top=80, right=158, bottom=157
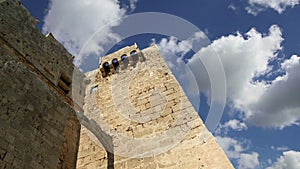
left=0, top=1, right=83, bottom=168
left=1, top=1, right=233, bottom=168
left=78, top=45, right=234, bottom=168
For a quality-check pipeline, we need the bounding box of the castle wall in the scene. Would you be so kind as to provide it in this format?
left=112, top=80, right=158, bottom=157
left=77, top=45, right=233, bottom=169
left=0, top=1, right=84, bottom=168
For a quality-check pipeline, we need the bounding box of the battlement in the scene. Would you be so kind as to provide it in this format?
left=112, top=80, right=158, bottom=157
left=99, top=43, right=146, bottom=77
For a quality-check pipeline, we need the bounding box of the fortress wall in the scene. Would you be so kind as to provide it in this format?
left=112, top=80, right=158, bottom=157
left=0, top=1, right=84, bottom=168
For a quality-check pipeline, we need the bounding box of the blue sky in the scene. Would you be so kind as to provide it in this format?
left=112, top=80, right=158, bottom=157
left=21, top=0, right=300, bottom=168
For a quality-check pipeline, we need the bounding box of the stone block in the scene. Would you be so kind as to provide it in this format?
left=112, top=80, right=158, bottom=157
left=3, top=153, right=14, bottom=164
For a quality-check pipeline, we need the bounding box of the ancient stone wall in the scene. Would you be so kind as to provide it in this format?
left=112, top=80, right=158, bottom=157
left=77, top=45, right=234, bottom=169
left=0, top=1, right=233, bottom=168
left=0, top=1, right=84, bottom=168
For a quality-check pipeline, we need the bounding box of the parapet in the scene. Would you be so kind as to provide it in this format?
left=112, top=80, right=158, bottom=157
left=99, top=43, right=146, bottom=77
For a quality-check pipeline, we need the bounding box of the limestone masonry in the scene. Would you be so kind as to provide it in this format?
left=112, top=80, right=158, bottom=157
left=0, top=0, right=84, bottom=168
left=0, top=1, right=234, bottom=169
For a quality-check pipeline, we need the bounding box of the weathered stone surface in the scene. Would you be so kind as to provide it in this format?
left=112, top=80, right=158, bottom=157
left=0, top=1, right=83, bottom=168
left=1, top=1, right=233, bottom=168
left=78, top=45, right=234, bottom=168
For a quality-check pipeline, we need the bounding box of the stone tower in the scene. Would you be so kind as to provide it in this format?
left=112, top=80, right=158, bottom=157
left=77, top=44, right=233, bottom=168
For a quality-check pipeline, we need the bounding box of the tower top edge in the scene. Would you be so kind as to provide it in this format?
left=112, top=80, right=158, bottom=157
left=99, top=43, right=139, bottom=65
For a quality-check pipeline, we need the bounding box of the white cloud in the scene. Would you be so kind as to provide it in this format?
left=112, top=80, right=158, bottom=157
left=239, top=152, right=260, bottom=169
left=271, top=146, right=290, bottom=151
left=215, top=119, right=248, bottom=135
left=247, top=55, right=300, bottom=129
left=187, top=25, right=283, bottom=108
left=267, top=150, right=300, bottom=169
left=42, top=0, right=126, bottom=66
left=152, top=31, right=207, bottom=65
left=152, top=36, right=191, bottom=68
left=216, top=136, right=260, bottom=169
left=187, top=25, right=300, bottom=129
left=151, top=24, right=300, bottom=129
left=246, top=0, right=300, bottom=15
left=228, top=4, right=237, bottom=11
left=223, top=119, right=248, bottom=131
left=129, top=0, right=139, bottom=11
left=216, top=136, right=245, bottom=159
left=199, top=25, right=282, bottom=109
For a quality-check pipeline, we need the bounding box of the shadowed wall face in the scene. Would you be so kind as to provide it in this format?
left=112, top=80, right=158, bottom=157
left=0, top=1, right=83, bottom=168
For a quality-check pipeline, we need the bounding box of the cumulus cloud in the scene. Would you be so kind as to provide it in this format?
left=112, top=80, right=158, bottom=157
left=150, top=24, right=300, bottom=129
left=216, top=136, right=260, bottom=169
left=196, top=25, right=282, bottom=108
left=186, top=24, right=300, bottom=129
left=246, top=0, right=300, bottom=15
left=42, top=0, right=126, bottom=66
left=248, top=55, right=300, bottom=128
left=267, top=150, right=300, bottom=169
